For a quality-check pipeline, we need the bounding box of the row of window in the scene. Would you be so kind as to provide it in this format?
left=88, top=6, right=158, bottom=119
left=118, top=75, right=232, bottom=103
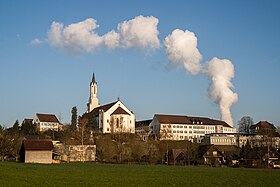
left=172, top=130, right=216, bottom=134
left=41, top=123, right=58, bottom=127
left=211, top=138, right=235, bottom=143
left=162, top=124, right=215, bottom=130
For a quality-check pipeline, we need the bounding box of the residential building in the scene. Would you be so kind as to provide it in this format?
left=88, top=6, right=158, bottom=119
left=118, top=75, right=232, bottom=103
left=19, top=139, right=53, bottom=164
left=82, top=73, right=135, bottom=133
left=250, top=121, right=276, bottom=135
left=150, top=114, right=236, bottom=142
left=197, top=145, right=225, bottom=166
left=33, top=113, right=62, bottom=132
left=135, top=119, right=152, bottom=140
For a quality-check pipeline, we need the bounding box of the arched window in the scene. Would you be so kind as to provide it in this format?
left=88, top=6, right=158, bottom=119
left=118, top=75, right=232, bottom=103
left=116, top=118, right=119, bottom=128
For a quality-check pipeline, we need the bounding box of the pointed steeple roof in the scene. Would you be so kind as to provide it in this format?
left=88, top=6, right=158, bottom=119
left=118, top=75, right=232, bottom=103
left=91, top=72, right=96, bottom=83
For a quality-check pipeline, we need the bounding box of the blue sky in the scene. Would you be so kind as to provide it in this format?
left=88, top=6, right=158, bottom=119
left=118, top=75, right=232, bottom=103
left=0, top=0, right=280, bottom=128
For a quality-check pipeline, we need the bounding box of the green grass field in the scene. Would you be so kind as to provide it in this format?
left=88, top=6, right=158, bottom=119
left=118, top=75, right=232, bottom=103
left=0, top=162, right=279, bottom=187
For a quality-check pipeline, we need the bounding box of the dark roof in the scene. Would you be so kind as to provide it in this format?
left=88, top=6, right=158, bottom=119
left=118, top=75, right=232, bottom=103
left=135, top=120, right=152, bottom=128
left=36, top=113, right=60, bottom=123
left=250, top=121, right=275, bottom=129
left=22, top=140, right=53, bottom=151
left=197, top=145, right=224, bottom=158
left=111, top=107, right=130, bottom=115
left=154, top=114, right=231, bottom=128
left=88, top=101, right=118, bottom=117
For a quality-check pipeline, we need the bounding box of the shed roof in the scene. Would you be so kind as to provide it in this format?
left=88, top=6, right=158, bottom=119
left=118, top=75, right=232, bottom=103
left=22, top=140, right=53, bottom=151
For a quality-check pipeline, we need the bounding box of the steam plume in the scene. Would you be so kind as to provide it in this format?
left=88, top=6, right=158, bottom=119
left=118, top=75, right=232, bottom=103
left=164, top=29, right=238, bottom=126
left=205, top=57, right=238, bottom=126
left=164, top=29, right=202, bottom=74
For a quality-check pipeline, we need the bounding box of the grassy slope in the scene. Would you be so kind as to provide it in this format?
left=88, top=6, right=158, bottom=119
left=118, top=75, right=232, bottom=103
left=0, top=162, right=279, bottom=187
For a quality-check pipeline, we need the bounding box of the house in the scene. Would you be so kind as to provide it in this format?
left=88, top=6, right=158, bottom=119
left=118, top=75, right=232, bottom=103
left=33, top=113, right=62, bottom=132
left=19, top=139, right=53, bottom=164
left=82, top=73, right=135, bottom=133
left=135, top=119, right=152, bottom=140
left=197, top=145, right=225, bottom=166
left=250, top=121, right=276, bottom=135
left=215, top=145, right=240, bottom=165
left=150, top=114, right=236, bottom=142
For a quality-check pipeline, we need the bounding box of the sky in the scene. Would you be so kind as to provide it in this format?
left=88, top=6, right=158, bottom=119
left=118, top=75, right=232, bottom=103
left=0, top=0, right=280, bottom=128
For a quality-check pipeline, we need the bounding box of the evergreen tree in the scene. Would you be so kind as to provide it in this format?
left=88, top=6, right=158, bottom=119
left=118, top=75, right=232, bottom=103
left=71, top=106, right=78, bottom=130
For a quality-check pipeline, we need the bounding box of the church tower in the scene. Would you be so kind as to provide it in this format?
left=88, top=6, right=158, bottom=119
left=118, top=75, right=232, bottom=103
left=87, top=72, right=99, bottom=112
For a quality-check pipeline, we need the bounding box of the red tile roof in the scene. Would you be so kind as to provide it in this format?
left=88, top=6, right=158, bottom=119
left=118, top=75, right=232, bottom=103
left=36, top=113, right=60, bottom=123
left=250, top=121, right=275, bottom=129
left=154, top=114, right=231, bottom=128
left=22, top=140, right=53, bottom=151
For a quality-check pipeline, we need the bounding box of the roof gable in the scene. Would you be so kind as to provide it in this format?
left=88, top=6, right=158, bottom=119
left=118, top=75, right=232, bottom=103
left=111, top=107, right=130, bottom=115
left=36, top=113, right=59, bottom=123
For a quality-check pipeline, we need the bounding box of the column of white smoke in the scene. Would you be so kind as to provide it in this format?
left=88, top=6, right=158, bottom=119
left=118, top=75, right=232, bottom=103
left=204, top=57, right=238, bottom=126
left=164, top=29, right=238, bottom=126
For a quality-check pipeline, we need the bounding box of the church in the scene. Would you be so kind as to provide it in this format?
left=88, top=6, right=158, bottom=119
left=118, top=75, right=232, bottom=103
left=82, top=73, right=135, bottom=134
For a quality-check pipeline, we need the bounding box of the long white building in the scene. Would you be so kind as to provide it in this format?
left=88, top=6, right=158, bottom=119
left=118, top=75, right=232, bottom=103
left=150, top=114, right=236, bottom=142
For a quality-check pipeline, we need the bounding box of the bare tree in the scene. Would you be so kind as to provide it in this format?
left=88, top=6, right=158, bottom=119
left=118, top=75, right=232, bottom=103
left=238, top=116, right=254, bottom=134
left=78, top=116, right=88, bottom=145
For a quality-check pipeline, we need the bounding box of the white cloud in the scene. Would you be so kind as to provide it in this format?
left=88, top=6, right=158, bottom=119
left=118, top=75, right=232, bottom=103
left=164, top=29, right=202, bottom=75
left=47, top=18, right=102, bottom=53
left=205, top=57, right=238, bottom=126
left=103, top=30, right=120, bottom=49
left=43, top=16, right=160, bottom=53
left=31, top=38, right=44, bottom=45
left=47, top=21, right=64, bottom=47
left=117, top=15, right=160, bottom=49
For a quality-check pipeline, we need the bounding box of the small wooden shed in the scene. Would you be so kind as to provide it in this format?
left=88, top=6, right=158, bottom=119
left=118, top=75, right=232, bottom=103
left=19, top=140, right=53, bottom=164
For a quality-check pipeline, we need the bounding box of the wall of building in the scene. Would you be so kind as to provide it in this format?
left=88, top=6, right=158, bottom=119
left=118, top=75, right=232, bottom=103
left=102, top=101, right=135, bottom=134
left=25, top=150, right=52, bottom=164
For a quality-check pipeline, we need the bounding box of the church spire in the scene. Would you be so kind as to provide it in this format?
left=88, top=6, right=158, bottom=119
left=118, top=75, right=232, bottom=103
left=92, top=72, right=96, bottom=83
left=88, top=72, right=99, bottom=112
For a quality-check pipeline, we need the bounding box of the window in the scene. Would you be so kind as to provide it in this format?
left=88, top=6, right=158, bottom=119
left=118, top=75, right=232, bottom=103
left=184, top=131, right=187, bottom=133
left=189, top=131, right=192, bottom=133
left=184, top=126, right=188, bottom=128
left=173, top=130, right=176, bottom=133
left=213, top=151, right=217, bottom=156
